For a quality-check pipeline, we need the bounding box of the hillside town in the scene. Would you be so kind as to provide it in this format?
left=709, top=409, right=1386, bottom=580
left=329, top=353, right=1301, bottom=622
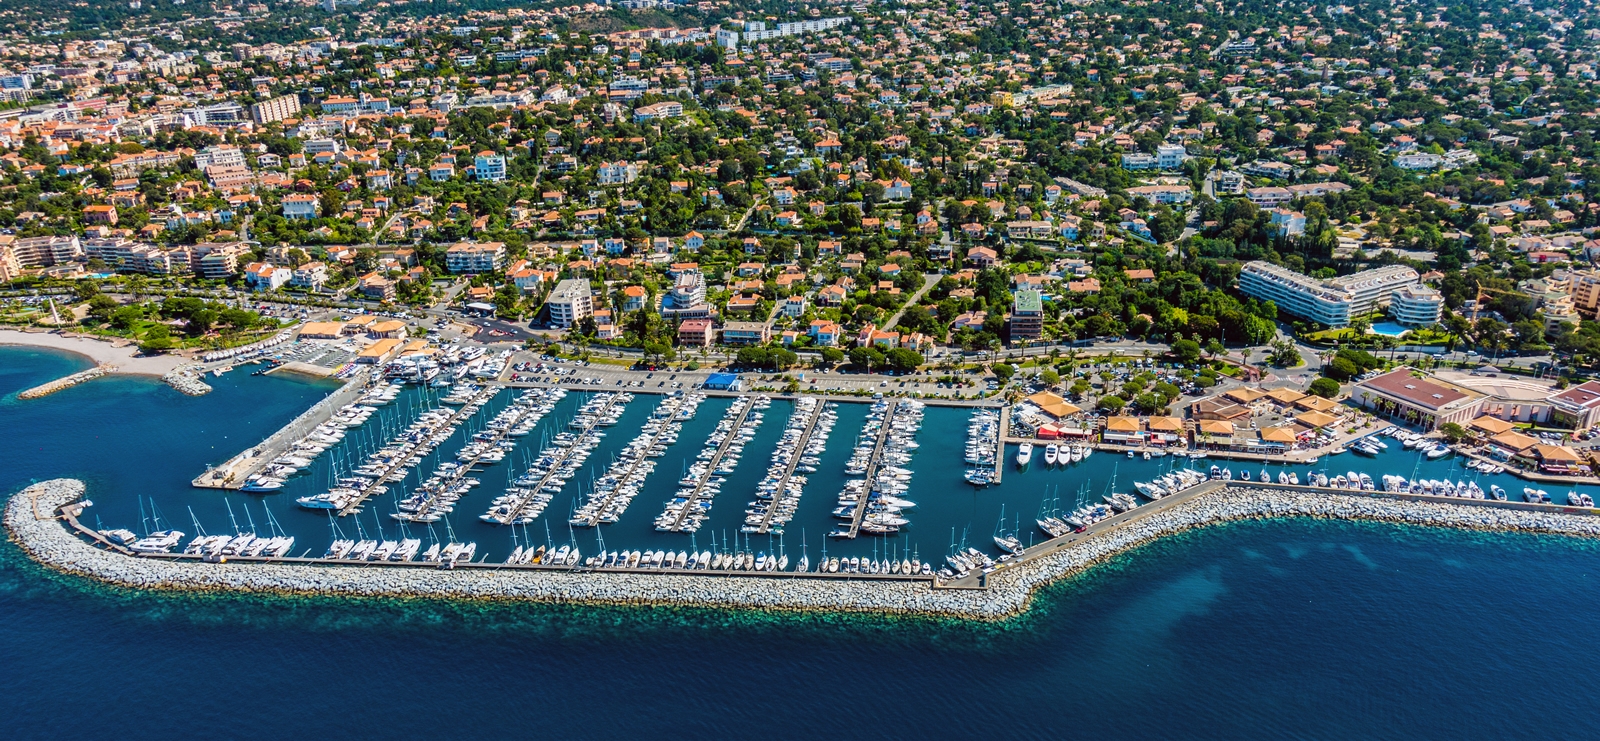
left=5, top=0, right=1600, bottom=444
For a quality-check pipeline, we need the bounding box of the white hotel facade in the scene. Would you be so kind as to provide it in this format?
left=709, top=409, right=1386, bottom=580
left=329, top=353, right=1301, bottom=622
left=1238, top=261, right=1420, bottom=327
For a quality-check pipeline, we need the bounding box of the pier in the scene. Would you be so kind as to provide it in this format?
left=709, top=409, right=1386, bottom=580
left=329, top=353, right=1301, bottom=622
left=387, top=388, right=533, bottom=522
left=994, top=408, right=1007, bottom=484
left=334, top=385, right=499, bottom=516
left=752, top=399, right=828, bottom=535
left=667, top=397, right=760, bottom=532
left=497, top=392, right=628, bottom=524
left=845, top=399, right=900, bottom=539
left=571, top=394, right=689, bottom=527
left=192, top=369, right=371, bottom=490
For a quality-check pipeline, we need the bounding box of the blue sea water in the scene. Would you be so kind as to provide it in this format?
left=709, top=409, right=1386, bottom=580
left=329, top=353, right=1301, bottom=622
left=3, top=346, right=1600, bottom=739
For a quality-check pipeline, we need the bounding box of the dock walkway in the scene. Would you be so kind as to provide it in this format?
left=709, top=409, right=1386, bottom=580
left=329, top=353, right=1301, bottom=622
left=845, top=400, right=901, bottom=539
left=753, top=400, right=828, bottom=535
left=388, top=389, right=534, bottom=522
left=497, top=392, right=628, bottom=524
left=668, top=397, right=760, bottom=531
left=573, top=395, right=693, bottom=527
left=334, top=386, right=499, bottom=517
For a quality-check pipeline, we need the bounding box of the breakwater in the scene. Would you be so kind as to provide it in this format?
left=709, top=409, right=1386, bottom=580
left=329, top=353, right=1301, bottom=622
left=13, top=477, right=1600, bottom=620
left=16, top=365, right=113, bottom=399
left=161, top=368, right=212, bottom=396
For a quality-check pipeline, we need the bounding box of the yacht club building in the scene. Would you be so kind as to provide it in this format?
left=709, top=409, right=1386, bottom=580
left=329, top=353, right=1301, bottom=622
left=1352, top=368, right=1485, bottom=429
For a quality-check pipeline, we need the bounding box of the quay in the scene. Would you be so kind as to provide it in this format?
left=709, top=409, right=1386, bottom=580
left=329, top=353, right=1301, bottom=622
left=16, top=477, right=1600, bottom=620
left=667, top=396, right=761, bottom=531
left=752, top=398, right=828, bottom=534
left=845, top=399, right=900, bottom=539
left=192, top=370, right=371, bottom=490
left=498, top=391, right=628, bottom=524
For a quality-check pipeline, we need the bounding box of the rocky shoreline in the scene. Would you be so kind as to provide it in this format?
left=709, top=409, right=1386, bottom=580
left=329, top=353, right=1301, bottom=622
left=9, top=478, right=1600, bottom=620
left=161, top=368, right=213, bottom=396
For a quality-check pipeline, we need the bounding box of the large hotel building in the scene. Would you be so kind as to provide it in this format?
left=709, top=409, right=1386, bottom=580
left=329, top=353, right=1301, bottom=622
left=1238, top=261, right=1420, bottom=327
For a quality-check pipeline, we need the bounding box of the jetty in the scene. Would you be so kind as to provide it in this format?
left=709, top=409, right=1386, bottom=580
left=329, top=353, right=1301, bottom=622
left=845, top=399, right=900, bottom=539
left=16, top=365, right=113, bottom=399
left=666, top=396, right=760, bottom=531
left=752, top=399, right=827, bottom=534
left=993, top=408, right=1007, bottom=484
left=193, top=370, right=372, bottom=489
left=571, top=394, right=691, bottom=527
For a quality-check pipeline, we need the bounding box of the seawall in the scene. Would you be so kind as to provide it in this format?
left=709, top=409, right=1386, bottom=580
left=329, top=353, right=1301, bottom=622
left=11, top=478, right=1600, bottom=620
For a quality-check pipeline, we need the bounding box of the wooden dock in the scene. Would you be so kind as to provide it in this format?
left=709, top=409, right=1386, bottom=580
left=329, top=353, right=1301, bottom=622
left=667, top=396, right=761, bottom=531
left=844, top=399, right=901, bottom=539
left=753, top=399, right=828, bottom=534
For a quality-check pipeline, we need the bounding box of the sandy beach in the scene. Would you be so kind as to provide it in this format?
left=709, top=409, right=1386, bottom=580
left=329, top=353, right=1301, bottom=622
left=0, top=329, right=187, bottom=376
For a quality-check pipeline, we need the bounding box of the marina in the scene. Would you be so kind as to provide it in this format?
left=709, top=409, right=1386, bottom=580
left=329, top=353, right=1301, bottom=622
left=745, top=396, right=837, bottom=536
left=482, top=390, right=628, bottom=526
left=654, top=394, right=770, bottom=533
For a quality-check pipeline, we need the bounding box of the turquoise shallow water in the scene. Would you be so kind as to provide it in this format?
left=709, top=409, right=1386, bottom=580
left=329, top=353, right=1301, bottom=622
left=4, top=346, right=1600, bottom=739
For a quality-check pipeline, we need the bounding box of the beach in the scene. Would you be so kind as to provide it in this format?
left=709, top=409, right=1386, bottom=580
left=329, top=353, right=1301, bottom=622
left=0, top=329, right=186, bottom=376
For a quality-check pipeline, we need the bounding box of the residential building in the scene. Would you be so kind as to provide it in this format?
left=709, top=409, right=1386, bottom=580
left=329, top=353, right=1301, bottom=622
left=474, top=152, right=506, bottom=182
left=597, top=161, right=639, bottom=185
left=249, top=94, right=302, bottom=124
left=722, top=321, right=771, bottom=346
left=1157, top=143, right=1187, bottom=169
left=1389, top=284, right=1443, bottom=326
left=546, top=278, right=593, bottom=328
left=10, top=236, right=82, bottom=267
left=1010, top=289, right=1044, bottom=340
left=444, top=241, right=506, bottom=274
left=661, top=269, right=710, bottom=318
left=290, top=261, right=329, bottom=289
left=678, top=318, right=714, bottom=347
left=282, top=194, right=320, bottom=220
left=1238, top=261, right=1419, bottom=327
left=244, top=261, right=290, bottom=291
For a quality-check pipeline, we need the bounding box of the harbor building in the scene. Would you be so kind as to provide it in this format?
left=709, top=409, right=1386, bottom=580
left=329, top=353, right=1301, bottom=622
left=1389, top=284, right=1443, bottom=326
left=546, top=278, right=593, bottom=328
left=1238, top=261, right=1419, bottom=327
left=1351, top=368, right=1485, bottom=430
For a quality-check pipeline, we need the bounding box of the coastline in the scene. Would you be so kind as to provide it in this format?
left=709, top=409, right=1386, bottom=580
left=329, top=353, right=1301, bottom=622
left=12, top=478, right=1600, bottom=620
left=0, top=329, right=186, bottom=377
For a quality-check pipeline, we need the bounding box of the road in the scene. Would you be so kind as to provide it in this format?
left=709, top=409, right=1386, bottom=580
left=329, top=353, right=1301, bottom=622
left=881, top=273, right=941, bottom=331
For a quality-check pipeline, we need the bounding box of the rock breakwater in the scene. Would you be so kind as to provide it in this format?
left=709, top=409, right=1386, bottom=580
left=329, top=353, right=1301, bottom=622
left=9, top=479, right=1600, bottom=620
left=162, top=368, right=212, bottom=396
left=16, top=365, right=113, bottom=399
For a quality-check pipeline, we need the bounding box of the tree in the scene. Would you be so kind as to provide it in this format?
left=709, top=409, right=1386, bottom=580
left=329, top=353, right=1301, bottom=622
left=1040, top=369, right=1060, bottom=386
left=1439, top=422, right=1468, bottom=444
left=819, top=347, right=845, bottom=365
left=848, top=345, right=886, bottom=370
left=139, top=324, right=174, bottom=353
left=1308, top=377, right=1342, bottom=398
left=1097, top=394, right=1127, bottom=412
left=1171, top=338, right=1202, bottom=364
left=885, top=347, right=924, bottom=371
left=1132, top=391, right=1166, bottom=414
left=1327, top=356, right=1360, bottom=381
left=992, top=362, right=1016, bottom=381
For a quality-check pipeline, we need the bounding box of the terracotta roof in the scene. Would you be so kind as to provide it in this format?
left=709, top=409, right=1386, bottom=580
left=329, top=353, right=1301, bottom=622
left=1198, top=420, right=1235, bottom=435
left=1294, top=410, right=1338, bottom=428
left=1105, top=416, right=1142, bottom=431
left=1259, top=426, right=1299, bottom=443
left=1468, top=416, right=1517, bottom=434
left=1263, top=387, right=1307, bottom=404
left=1294, top=395, right=1340, bottom=412
left=1146, top=416, right=1183, bottom=431
left=1025, top=391, right=1081, bottom=418
left=1531, top=444, right=1581, bottom=462
left=1490, top=430, right=1539, bottom=451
